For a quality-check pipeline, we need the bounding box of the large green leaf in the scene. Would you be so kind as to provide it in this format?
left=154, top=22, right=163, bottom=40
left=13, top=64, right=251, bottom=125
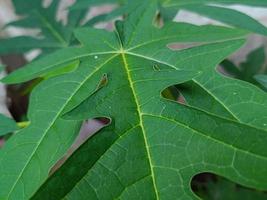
left=5, top=2, right=263, bottom=200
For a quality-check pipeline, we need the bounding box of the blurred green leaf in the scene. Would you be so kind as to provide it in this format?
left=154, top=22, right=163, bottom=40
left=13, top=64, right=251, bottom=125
left=0, top=114, right=18, bottom=137
left=221, top=47, right=266, bottom=84
left=255, top=75, right=267, bottom=90
left=194, top=177, right=267, bottom=200
left=0, top=0, right=85, bottom=56
left=0, top=65, right=4, bottom=73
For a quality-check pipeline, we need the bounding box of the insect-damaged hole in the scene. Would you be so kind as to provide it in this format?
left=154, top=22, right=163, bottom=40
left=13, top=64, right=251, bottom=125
left=162, top=85, right=187, bottom=105
left=49, top=117, right=111, bottom=175
left=191, top=172, right=267, bottom=199
left=167, top=42, right=203, bottom=51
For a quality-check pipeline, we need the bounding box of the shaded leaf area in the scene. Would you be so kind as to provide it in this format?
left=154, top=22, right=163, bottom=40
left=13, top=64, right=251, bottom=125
left=192, top=173, right=267, bottom=200
left=0, top=55, right=30, bottom=121
left=72, top=0, right=267, bottom=35
left=220, top=46, right=266, bottom=85
left=0, top=114, right=18, bottom=137
left=0, top=0, right=85, bottom=56
left=0, top=2, right=256, bottom=200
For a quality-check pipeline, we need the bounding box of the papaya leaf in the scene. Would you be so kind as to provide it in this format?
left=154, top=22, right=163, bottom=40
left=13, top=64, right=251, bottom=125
left=0, top=2, right=259, bottom=200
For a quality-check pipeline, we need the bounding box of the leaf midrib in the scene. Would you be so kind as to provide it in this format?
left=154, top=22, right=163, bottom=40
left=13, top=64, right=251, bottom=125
left=61, top=51, right=161, bottom=199
left=28, top=46, right=266, bottom=198
left=34, top=11, right=68, bottom=46
left=121, top=51, right=160, bottom=199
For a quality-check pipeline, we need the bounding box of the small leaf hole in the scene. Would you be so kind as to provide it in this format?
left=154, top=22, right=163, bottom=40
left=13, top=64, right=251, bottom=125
left=162, top=85, right=187, bottom=104
left=50, top=117, right=111, bottom=175
left=167, top=42, right=202, bottom=51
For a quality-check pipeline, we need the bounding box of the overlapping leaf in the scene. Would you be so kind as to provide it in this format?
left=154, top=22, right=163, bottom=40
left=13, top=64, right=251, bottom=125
left=179, top=5, right=267, bottom=36
left=0, top=2, right=262, bottom=200
left=0, top=114, right=18, bottom=137
left=221, top=46, right=266, bottom=84
left=72, top=0, right=267, bottom=36
left=0, top=0, right=85, bottom=55
left=255, top=75, right=267, bottom=90
left=164, top=1, right=267, bottom=36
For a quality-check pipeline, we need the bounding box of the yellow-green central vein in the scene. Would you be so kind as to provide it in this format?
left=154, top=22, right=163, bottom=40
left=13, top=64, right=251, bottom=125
left=121, top=51, right=159, bottom=200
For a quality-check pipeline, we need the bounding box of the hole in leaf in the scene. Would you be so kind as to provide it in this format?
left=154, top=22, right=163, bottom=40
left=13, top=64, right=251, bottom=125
left=167, top=42, right=202, bottom=51
left=153, top=11, right=164, bottom=28
left=174, top=81, right=237, bottom=119
left=191, top=173, right=267, bottom=200
left=1, top=55, right=30, bottom=121
left=50, top=117, right=110, bottom=175
left=162, top=86, right=187, bottom=104
left=96, top=73, right=108, bottom=91
left=81, top=4, right=119, bottom=29
left=0, top=138, right=5, bottom=148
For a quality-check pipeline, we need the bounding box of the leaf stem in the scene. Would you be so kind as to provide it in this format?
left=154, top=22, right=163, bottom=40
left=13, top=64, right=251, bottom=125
left=17, top=121, right=30, bottom=129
